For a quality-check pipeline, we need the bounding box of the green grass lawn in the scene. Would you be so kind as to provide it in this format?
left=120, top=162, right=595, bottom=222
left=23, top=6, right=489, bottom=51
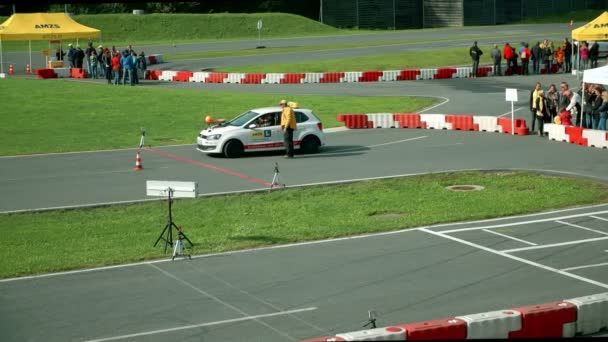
left=0, top=78, right=435, bottom=156
left=2, top=171, right=607, bottom=279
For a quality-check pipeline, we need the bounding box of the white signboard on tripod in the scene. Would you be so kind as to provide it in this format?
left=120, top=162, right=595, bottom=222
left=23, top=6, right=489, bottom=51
left=505, top=88, right=518, bottom=136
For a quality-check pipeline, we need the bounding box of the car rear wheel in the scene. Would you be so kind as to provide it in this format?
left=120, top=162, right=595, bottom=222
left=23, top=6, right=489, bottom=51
left=300, top=136, right=320, bottom=154
left=223, top=140, right=243, bottom=158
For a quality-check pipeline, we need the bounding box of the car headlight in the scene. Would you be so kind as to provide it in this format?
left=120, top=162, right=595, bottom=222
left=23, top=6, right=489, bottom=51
left=206, top=134, right=222, bottom=140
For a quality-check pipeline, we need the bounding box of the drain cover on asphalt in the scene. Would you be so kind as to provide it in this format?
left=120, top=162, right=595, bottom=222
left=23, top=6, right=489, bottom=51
left=445, top=185, right=485, bottom=192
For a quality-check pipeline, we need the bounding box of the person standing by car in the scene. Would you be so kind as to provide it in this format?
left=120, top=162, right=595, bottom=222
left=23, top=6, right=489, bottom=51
left=280, top=99, right=296, bottom=158
left=469, top=41, right=483, bottom=78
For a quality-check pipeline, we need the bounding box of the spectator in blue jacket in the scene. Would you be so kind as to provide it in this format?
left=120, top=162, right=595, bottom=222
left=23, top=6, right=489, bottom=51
left=120, top=50, right=134, bottom=86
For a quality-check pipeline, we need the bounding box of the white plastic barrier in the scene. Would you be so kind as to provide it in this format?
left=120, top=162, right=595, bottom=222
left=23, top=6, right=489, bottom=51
left=303, top=73, right=323, bottom=83
left=225, top=73, right=245, bottom=84
left=473, top=116, right=501, bottom=132
left=457, top=310, right=521, bottom=339
left=336, top=327, right=405, bottom=341
left=565, top=292, right=608, bottom=335
left=418, top=69, right=435, bottom=80
left=158, top=70, right=177, bottom=81
left=367, top=113, right=398, bottom=128
left=52, top=67, right=71, bottom=78
left=189, top=71, right=210, bottom=82
left=380, top=70, right=399, bottom=82
left=455, top=67, right=470, bottom=78
left=262, top=73, right=284, bottom=84
left=420, top=114, right=452, bottom=130
left=544, top=123, right=569, bottom=142
left=342, top=72, right=362, bottom=83
left=582, top=129, right=608, bottom=148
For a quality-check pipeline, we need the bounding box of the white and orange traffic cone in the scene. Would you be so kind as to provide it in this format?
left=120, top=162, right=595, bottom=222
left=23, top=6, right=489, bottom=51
left=8, top=64, right=14, bottom=75
left=25, top=64, right=31, bottom=74
left=134, top=150, right=143, bottom=171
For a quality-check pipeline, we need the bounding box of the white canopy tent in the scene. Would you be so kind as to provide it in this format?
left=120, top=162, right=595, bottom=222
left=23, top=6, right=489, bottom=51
left=580, top=65, right=608, bottom=128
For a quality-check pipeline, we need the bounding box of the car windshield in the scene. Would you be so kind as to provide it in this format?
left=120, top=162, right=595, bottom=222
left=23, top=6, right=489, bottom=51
left=227, top=110, right=260, bottom=127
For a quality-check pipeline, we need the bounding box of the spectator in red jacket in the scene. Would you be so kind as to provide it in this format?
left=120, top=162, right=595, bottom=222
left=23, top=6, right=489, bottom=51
left=504, top=43, right=516, bottom=75
left=111, top=52, right=121, bottom=85
left=559, top=107, right=573, bottom=126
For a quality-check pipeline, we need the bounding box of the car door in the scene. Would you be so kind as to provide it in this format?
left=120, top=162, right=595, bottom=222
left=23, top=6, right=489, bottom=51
left=246, top=112, right=281, bottom=151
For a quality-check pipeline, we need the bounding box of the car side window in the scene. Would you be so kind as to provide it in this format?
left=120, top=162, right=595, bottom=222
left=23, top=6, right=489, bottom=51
left=295, top=112, right=309, bottom=123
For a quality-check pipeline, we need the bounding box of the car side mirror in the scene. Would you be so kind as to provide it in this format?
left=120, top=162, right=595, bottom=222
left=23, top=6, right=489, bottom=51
left=248, top=124, right=257, bottom=129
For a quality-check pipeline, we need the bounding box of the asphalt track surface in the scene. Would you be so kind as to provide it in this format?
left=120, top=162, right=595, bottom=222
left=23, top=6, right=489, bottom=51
left=2, top=23, right=608, bottom=341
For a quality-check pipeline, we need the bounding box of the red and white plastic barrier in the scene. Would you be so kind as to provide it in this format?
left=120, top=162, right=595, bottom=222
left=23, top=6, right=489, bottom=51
left=300, top=292, right=608, bottom=341
left=545, top=123, right=608, bottom=149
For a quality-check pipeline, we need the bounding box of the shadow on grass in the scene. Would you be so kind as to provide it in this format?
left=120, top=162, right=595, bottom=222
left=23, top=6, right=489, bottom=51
left=228, top=235, right=291, bottom=244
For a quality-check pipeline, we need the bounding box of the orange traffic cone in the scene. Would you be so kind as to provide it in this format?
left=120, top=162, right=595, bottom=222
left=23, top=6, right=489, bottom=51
left=25, top=64, right=31, bottom=74
left=133, top=150, right=143, bottom=171
left=8, top=64, right=14, bottom=75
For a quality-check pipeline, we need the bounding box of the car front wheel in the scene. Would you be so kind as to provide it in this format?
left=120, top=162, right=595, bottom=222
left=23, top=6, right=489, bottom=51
left=223, top=140, right=244, bottom=158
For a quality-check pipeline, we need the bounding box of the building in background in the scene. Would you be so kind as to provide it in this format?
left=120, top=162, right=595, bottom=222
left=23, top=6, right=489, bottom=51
left=321, top=0, right=608, bottom=29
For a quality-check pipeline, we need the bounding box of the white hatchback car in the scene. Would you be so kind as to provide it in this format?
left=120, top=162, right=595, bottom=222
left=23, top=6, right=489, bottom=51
left=197, top=106, right=326, bottom=158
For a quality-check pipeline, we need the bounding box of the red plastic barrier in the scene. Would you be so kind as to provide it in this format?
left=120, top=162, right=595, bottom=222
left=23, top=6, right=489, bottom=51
left=148, top=55, right=157, bottom=65
left=397, top=318, right=467, bottom=340
left=397, top=69, right=421, bottom=81
left=497, top=118, right=528, bottom=135
left=394, top=113, right=427, bottom=129
left=343, top=114, right=371, bottom=129
left=34, top=68, right=58, bottom=79
left=172, top=71, right=193, bottom=82
left=505, top=65, right=523, bottom=76
left=336, top=114, right=346, bottom=122
left=281, top=73, right=305, bottom=84
left=206, top=72, right=228, bottom=83
left=146, top=70, right=162, bottom=80
left=445, top=115, right=478, bottom=131
left=359, top=71, right=383, bottom=82
left=434, top=68, right=456, bottom=79
left=241, top=73, right=265, bottom=84
left=320, top=72, right=344, bottom=83
left=508, top=301, right=577, bottom=338
left=477, top=66, right=492, bottom=77
left=565, top=126, right=587, bottom=145
left=69, top=68, right=87, bottom=78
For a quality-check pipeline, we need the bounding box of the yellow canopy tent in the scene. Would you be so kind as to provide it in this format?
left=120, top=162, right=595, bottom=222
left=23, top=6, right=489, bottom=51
left=572, top=11, right=608, bottom=41
left=0, top=13, right=101, bottom=73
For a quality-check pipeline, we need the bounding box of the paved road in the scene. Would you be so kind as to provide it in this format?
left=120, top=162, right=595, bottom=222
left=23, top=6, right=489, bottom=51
left=2, top=204, right=607, bottom=341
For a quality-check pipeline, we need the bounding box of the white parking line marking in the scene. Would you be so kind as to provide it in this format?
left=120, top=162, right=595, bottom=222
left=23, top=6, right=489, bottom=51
left=501, top=236, right=608, bottom=254
left=561, top=262, right=608, bottom=272
left=441, top=210, right=608, bottom=234
left=592, top=215, right=608, bottom=222
left=326, top=135, right=428, bottom=154
left=419, top=228, right=608, bottom=290
left=83, top=307, right=317, bottom=342
left=482, top=229, right=537, bottom=246
left=148, top=264, right=296, bottom=341
left=498, top=107, right=525, bottom=117
left=556, top=220, right=608, bottom=236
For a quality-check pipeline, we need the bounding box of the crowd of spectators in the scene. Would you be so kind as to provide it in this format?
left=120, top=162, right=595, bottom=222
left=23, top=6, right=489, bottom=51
left=485, top=38, right=602, bottom=76
left=530, top=80, right=608, bottom=135
left=56, top=41, right=147, bottom=86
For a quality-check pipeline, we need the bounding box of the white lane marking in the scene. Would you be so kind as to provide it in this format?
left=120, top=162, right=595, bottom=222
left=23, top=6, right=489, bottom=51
left=501, top=236, right=608, bottom=254
left=326, top=135, right=428, bottom=153
left=419, top=228, right=608, bottom=290
left=3, top=201, right=608, bottom=282
left=561, top=262, right=608, bottom=272
left=419, top=96, right=450, bottom=113
left=148, top=264, right=296, bottom=341
left=441, top=210, right=608, bottom=234
left=556, top=220, right=608, bottom=236
left=191, top=266, right=328, bottom=334
left=591, top=215, right=608, bottom=222
left=498, top=107, right=525, bottom=117
left=481, top=229, right=537, bottom=246
left=83, top=307, right=316, bottom=342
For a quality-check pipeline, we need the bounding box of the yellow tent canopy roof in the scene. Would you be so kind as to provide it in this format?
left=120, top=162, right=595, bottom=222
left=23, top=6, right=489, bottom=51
left=572, top=11, right=608, bottom=41
left=0, top=13, right=100, bottom=41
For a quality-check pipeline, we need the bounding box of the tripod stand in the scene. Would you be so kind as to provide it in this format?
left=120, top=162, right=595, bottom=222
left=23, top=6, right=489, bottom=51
left=362, top=310, right=377, bottom=329
left=153, top=188, right=193, bottom=254
left=270, top=162, right=285, bottom=189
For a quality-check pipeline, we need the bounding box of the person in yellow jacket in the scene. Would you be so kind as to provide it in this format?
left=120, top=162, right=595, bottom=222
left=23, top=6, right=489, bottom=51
left=280, top=99, right=296, bottom=158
